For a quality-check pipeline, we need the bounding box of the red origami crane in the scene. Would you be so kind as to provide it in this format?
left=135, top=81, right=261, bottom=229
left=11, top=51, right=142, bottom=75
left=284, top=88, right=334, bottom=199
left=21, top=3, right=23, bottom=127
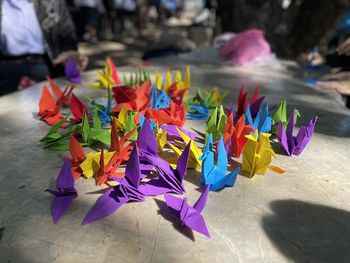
left=236, top=85, right=264, bottom=119
left=38, top=85, right=73, bottom=126
left=150, top=101, right=186, bottom=126
left=95, top=119, right=138, bottom=186
left=69, top=93, right=89, bottom=123
left=224, top=114, right=255, bottom=158
left=69, top=135, right=86, bottom=179
left=111, top=80, right=151, bottom=113
left=166, top=82, right=188, bottom=106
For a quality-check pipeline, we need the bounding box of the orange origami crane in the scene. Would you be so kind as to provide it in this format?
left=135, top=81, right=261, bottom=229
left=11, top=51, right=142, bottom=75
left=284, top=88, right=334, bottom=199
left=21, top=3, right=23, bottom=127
left=224, top=114, right=255, bottom=158
left=150, top=101, right=186, bottom=126
left=95, top=119, right=138, bottom=185
left=47, top=76, right=73, bottom=106
left=69, top=135, right=86, bottom=179
left=112, top=80, right=151, bottom=112
left=38, top=85, right=73, bottom=126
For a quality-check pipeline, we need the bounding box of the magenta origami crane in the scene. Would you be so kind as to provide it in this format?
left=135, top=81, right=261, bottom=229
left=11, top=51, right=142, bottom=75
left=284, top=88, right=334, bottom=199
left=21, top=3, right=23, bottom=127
left=46, top=160, right=78, bottom=223
left=164, top=185, right=211, bottom=237
left=82, top=144, right=144, bottom=224
left=276, top=111, right=318, bottom=156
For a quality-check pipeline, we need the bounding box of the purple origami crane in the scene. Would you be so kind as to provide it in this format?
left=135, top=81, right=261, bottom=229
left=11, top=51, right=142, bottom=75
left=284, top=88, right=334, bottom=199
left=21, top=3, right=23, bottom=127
left=82, top=144, right=145, bottom=224
left=164, top=185, right=211, bottom=237
left=65, top=57, right=81, bottom=84
left=276, top=111, right=318, bottom=156
left=138, top=119, right=191, bottom=196
left=46, top=160, right=78, bottom=223
left=162, top=124, right=196, bottom=143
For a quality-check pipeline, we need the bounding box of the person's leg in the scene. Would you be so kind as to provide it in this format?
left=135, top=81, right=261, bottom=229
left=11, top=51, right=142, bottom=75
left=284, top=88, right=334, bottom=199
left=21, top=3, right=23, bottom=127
left=0, top=58, right=50, bottom=96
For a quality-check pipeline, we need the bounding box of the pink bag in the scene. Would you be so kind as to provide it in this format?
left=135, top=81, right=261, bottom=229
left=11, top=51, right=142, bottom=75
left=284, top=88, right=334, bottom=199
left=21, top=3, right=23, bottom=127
left=219, top=29, right=271, bottom=66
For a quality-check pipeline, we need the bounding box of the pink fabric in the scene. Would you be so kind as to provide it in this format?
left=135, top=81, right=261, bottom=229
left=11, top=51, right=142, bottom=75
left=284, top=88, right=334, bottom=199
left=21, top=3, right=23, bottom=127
left=219, top=29, right=271, bottom=66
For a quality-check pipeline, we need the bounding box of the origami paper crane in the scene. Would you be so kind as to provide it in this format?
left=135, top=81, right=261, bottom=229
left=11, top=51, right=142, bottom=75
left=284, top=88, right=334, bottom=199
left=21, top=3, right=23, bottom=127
left=86, top=87, right=112, bottom=127
left=122, top=69, right=150, bottom=87
left=236, top=86, right=265, bottom=119
left=155, top=124, right=167, bottom=152
left=164, top=184, right=210, bottom=237
left=185, top=88, right=226, bottom=111
left=38, top=84, right=73, bottom=126
left=166, top=82, right=188, bottom=105
left=80, top=111, right=110, bottom=146
left=150, top=101, right=186, bottom=126
left=138, top=120, right=191, bottom=196
left=94, top=122, right=138, bottom=185
left=92, top=57, right=121, bottom=89
left=272, top=99, right=301, bottom=130
left=82, top=145, right=145, bottom=224
left=47, top=76, right=72, bottom=106
left=206, top=105, right=228, bottom=142
left=112, top=80, right=151, bottom=112
left=140, top=142, right=191, bottom=196
left=161, top=124, right=195, bottom=142
left=139, top=113, right=156, bottom=132
left=70, top=93, right=88, bottom=123
left=79, top=150, right=114, bottom=179
left=242, top=130, right=282, bottom=177
left=245, top=103, right=272, bottom=135
left=46, top=160, right=78, bottom=223
left=224, top=113, right=254, bottom=158
left=276, top=111, right=317, bottom=156
left=40, top=116, right=80, bottom=151
left=69, top=135, right=86, bottom=179
left=167, top=128, right=202, bottom=169
left=151, top=85, right=171, bottom=110
left=199, top=134, right=239, bottom=191
left=187, top=101, right=209, bottom=121
left=65, top=57, right=81, bottom=84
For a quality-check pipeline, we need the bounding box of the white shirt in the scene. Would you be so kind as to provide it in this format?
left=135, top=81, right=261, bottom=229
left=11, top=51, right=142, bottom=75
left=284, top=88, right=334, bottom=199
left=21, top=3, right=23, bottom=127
left=1, top=0, right=46, bottom=56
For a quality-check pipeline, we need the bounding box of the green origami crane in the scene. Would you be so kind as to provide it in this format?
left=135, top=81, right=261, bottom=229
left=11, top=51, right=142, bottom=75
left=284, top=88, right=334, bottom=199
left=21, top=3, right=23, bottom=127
left=122, top=69, right=150, bottom=87
left=40, top=116, right=79, bottom=151
left=272, top=99, right=300, bottom=133
left=80, top=110, right=110, bottom=146
left=206, top=105, right=228, bottom=142
left=185, top=88, right=228, bottom=110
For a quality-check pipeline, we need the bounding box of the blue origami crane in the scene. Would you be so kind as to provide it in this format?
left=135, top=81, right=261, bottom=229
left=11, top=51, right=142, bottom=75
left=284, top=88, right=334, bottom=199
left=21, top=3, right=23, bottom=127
left=199, top=134, right=239, bottom=191
left=151, top=85, right=171, bottom=110
left=186, top=101, right=209, bottom=120
left=245, top=103, right=272, bottom=135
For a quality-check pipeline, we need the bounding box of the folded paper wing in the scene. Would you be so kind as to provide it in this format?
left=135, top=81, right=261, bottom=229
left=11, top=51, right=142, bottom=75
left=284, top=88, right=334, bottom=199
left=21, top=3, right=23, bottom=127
left=82, top=145, right=144, bottom=224
left=164, top=185, right=210, bottom=237
left=46, top=160, right=78, bottom=223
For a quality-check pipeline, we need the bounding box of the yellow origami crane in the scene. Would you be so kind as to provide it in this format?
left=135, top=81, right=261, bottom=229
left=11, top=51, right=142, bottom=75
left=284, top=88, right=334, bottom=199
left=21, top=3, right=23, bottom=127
left=242, top=130, right=284, bottom=177
left=155, top=124, right=167, bottom=152
left=80, top=151, right=114, bottom=179
left=154, top=66, right=191, bottom=92
left=166, top=128, right=202, bottom=170
left=114, top=106, right=127, bottom=132
left=91, top=57, right=117, bottom=89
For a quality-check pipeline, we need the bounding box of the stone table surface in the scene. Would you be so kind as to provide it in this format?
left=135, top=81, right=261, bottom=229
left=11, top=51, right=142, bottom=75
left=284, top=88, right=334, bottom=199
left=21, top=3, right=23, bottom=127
left=0, top=58, right=350, bottom=263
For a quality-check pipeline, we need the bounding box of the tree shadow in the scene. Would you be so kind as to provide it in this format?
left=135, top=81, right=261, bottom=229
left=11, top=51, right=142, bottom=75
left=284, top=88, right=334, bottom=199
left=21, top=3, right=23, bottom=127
left=153, top=198, right=195, bottom=241
left=262, top=199, right=350, bottom=263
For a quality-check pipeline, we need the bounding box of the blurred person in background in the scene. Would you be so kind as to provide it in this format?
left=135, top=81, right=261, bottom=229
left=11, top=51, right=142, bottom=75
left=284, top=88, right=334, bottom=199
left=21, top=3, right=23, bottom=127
left=113, top=0, right=137, bottom=33
left=74, top=0, right=105, bottom=43
left=0, top=0, right=87, bottom=96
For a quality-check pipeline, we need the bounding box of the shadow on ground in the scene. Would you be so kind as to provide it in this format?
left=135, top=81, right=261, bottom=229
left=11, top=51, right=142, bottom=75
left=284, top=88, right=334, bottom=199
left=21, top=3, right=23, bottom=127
left=262, top=199, right=350, bottom=263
